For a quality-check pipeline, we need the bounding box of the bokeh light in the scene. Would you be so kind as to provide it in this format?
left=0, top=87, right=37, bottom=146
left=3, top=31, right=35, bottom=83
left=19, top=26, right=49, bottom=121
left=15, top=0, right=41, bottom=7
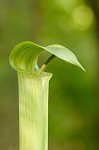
left=72, top=5, right=94, bottom=31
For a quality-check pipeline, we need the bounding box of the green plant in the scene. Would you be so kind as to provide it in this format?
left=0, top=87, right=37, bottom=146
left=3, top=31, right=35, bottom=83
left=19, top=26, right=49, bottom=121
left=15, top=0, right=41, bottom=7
left=9, top=41, right=85, bottom=150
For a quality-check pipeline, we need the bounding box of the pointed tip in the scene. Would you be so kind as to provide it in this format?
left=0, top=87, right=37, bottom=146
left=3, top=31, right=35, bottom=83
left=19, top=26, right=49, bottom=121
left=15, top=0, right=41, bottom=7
left=79, top=64, right=86, bottom=72
left=81, top=67, right=86, bottom=72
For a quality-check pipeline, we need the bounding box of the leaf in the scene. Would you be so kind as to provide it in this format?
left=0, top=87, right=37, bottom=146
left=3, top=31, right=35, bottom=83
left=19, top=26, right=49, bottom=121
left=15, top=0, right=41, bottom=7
left=45, top=44, right=85, bottom=71
left=9, top=41, right=85, bottom=74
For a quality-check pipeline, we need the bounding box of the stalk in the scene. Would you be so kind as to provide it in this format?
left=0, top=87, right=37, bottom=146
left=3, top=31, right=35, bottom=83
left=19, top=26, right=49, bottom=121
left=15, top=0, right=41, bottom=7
left=18, top=71, right=52, bottom=150
left=38, top=55, right=56, bottom=75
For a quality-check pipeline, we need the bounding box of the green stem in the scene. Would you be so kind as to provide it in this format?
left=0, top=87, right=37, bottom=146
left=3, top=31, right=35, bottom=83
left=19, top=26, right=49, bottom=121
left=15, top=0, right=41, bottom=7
left=38, top=55, right=56, bottom=75
left=18, top=71, right=52, bottom=150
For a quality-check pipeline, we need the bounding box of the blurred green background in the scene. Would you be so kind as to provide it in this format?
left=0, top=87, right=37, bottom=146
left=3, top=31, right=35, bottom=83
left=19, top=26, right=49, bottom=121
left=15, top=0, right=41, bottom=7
left=0, top=0, right=99, bottom=150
